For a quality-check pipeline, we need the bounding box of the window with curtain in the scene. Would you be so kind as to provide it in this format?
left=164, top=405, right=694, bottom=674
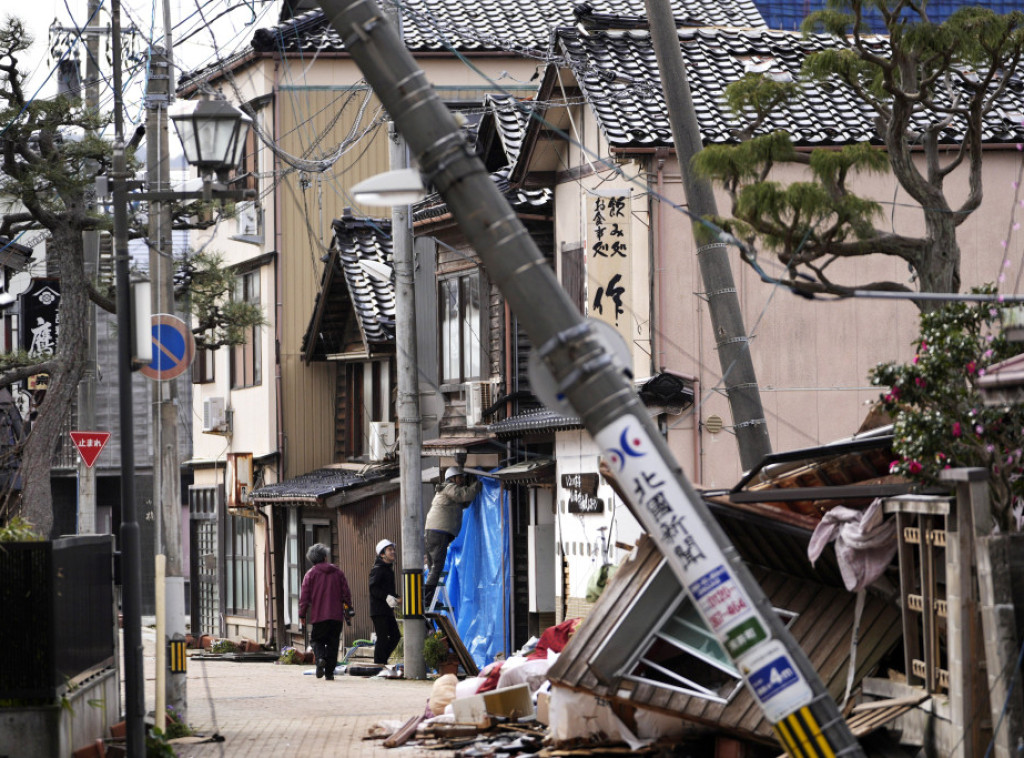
left=224, top=514, right=256, bottom=616
left=231, top=269, right=262, bottom=388
left=439, top=270, right=482, bottom=383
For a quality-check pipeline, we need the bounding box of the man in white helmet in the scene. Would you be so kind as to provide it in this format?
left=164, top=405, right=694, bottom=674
left=368, top=539, right=401, bottom=669
left=423, top=467, right=482, bottom=606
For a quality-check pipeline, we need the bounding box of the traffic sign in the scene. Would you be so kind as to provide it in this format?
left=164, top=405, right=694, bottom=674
left=140, top=314, right=195, bottom=381
left=70, top=431, right=111, bottom=468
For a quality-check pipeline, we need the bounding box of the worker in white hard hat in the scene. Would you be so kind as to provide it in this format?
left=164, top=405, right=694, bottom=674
left=423, top=467, right=482, bottom=606
left=368, top=539, right=401, bottom=670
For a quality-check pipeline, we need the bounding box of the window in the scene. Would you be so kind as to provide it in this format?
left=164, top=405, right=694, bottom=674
left=224, top=513, right=255, bottom=616
left=192, top=349, right=215, bottom=384
left=439, top=271, right=482, bottom=383
left=231, top=270, right=262, bottom=388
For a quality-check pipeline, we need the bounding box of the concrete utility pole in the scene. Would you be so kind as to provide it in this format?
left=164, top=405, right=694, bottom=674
left=317, top=1, right=862, bottom=755
left=388, top=122, right=427, bottom=679
left=146, top=32, right=187, bottom=715
left=378, top=0, right=426, bottom=681
left=643, top=0, right=771, bottom=473
left=75, top=0, right=103, bottom=535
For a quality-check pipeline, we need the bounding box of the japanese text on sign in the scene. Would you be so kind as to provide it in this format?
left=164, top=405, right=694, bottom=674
left=587, top=192, right=632, bottom=345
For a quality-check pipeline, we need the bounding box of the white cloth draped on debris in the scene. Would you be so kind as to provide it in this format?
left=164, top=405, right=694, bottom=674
left=807, top=497, right=898, bottom=707
left=807, top=497, right=897, bottom=592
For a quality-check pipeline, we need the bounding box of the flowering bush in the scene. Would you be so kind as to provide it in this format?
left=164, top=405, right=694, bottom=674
left=870, top=288, right=1024, bottom=532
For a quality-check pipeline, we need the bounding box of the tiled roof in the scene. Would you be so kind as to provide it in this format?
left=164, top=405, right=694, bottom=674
left=250, top=464, right=396, bottom=502
left=552, top=23, right=1024, bottom=149
left=413, top=168, right=551, bottom=224
left=301, top=212, right=395, bottom=361
left=252, top=1, right=764, bottom=56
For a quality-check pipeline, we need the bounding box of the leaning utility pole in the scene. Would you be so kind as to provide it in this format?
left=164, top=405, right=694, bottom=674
left=643, top=0, right=771, bottom=472
left=146, top=28, right=187, bottom=715
left=317, top=1, right=862, bottom=754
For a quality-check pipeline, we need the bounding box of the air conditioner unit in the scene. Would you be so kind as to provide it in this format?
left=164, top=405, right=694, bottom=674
left=368, top=421, right=396, bottom=462
left=202, top=397, right=230, bottom=434
left=465, top=380, right=495, bottom=427
left=234, top=201, right=263, bottom=239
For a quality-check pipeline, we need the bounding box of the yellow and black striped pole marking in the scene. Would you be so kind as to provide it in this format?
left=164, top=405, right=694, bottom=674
left=773, top=707, right=835, bottom=758
left=169, top=639, right=188, bottom=674
left=402, top=569, right=423, bottom=617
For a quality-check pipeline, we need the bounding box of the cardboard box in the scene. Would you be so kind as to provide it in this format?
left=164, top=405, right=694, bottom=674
left=452, top=684, right=534, bottom=725
left=536, top=691, right=550, bottom=725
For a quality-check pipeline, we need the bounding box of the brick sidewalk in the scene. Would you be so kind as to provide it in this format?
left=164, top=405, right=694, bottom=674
left=137, top=629, right=450, bottom=758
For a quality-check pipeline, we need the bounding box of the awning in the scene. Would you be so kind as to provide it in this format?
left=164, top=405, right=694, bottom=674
left=250, top=463, right=399, bottom=507
left=491, top=457, right=556, bottom=484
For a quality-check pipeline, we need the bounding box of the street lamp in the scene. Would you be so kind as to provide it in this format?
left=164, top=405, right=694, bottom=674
left=169, top=97, right=252, bottom=182
left=111, top=92, right=254, bottom=755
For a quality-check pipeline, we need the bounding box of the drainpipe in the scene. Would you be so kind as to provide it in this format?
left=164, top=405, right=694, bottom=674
left=273, top=59, right=286, bottom=482
left=272, top=58, right=288, bottom=650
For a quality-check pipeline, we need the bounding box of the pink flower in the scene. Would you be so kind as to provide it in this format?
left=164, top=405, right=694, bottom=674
left=966, top=361, right=977, bottom=375
left=920, top=341, right=928, bottom=352
left=907, top=460, right=923, bottom=474
left=889, top=460, right=900, bottom=473
left=976, top=424, right=985, bottom=435
left=953, top=421, right=962, bottom=437
left=912, top=354, right=919, bottom=364
left=915, top=377, right=926, bottom=388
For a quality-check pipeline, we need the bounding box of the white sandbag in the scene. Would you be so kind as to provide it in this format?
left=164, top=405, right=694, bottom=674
left=428, top=673, right=458, bottom=716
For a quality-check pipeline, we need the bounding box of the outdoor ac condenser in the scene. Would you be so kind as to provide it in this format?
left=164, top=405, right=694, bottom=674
left=464, top=381, right=494, bottom=426
left=368, top=421, right=396, bottom=461
left=202, top=397, right=230, bottom=434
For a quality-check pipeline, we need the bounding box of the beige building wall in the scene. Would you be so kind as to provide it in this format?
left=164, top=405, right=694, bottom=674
left=648, top=148, right=1024, bottom=488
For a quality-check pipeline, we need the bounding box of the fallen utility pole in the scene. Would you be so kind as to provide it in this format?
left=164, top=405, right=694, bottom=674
left=643, top=0, right=771, bottom=472
left=316, top=1, right=864, bottom=755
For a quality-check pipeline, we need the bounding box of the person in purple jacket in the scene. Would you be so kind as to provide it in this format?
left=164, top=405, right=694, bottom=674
left=299, top=543, right=352, bottom=681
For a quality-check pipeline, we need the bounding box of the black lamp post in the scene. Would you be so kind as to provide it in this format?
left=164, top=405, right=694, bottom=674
left=110, top=81, right=253, bottom=756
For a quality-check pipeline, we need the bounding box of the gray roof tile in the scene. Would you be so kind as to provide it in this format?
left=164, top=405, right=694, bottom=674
left=554, top=23, right=1024, bottom=148
left=253, top=0, right=764, bottom=55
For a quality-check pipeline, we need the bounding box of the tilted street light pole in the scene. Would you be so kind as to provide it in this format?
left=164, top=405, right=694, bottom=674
left=319, top=1, right=864, bottom=755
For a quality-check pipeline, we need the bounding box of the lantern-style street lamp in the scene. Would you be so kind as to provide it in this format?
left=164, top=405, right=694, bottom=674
left=170, top=97, right=252, bottom=181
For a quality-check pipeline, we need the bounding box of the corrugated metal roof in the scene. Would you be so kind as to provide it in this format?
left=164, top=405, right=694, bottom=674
left=250, top=464, right=396, bottom=503
left=251, top=0, right=765, bottom=56
left=551, top=17, right=1024, bottom=150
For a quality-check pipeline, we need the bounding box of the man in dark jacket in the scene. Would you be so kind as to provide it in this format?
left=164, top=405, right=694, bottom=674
left=423, top=467, right=482, bottom=606
left=299, top=543, right=352, bottom=681
left=369, top=539, right=402, bottom=669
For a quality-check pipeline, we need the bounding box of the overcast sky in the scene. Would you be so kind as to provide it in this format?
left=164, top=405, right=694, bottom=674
left=12, top=1, right=276, bottom=109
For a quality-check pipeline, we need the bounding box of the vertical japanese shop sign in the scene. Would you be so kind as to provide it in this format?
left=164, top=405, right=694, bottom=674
left=587, top=192, right=632, bottom=352
left=21, top=278, right=61, bottom=359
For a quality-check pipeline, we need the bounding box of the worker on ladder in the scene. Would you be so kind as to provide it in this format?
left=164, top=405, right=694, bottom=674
left=423, top=467, right=482, bottom=607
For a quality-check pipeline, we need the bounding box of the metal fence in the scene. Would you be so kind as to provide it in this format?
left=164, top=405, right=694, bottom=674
left=0, top=534, right=115, bottom=700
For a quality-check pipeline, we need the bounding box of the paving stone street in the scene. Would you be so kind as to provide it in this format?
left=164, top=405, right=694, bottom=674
left=137, top=629, right=451, bottom=758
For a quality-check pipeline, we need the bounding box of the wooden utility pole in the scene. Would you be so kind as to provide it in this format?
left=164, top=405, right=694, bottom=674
left=643, top=0, right=771, bottom=472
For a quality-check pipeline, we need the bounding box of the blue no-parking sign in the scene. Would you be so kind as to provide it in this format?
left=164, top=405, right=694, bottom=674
left=140, top=314, right=195, bottom=381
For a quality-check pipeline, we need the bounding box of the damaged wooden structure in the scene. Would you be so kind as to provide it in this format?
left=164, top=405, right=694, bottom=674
left=546, top=431, right=1024, bottom=754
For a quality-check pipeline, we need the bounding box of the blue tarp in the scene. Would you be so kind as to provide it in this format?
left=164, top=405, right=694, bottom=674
left=444, top=473, right=510, bottom=668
